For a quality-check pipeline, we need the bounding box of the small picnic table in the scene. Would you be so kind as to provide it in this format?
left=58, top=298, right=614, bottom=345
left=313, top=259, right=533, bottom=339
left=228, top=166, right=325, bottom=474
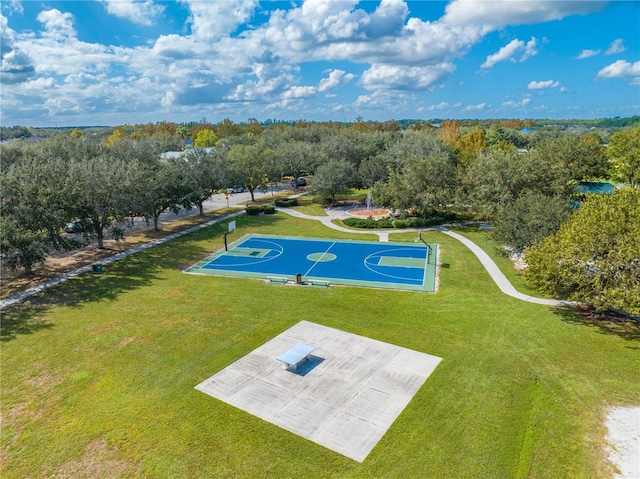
left=276, top=343, right=316, bottom=371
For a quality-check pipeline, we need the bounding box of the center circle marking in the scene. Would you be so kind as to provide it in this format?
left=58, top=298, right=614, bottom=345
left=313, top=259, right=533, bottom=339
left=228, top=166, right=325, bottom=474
left=307, top=252, right=337, bottom=262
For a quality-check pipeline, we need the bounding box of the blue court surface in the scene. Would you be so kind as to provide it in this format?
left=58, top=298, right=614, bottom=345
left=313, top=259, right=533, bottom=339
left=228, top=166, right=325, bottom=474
left=185, top=234, right=437, bottom=292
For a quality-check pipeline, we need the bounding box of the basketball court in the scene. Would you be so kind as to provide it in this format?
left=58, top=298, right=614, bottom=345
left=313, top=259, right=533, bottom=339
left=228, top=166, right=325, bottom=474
left=185, top=234, right=437, bottom=292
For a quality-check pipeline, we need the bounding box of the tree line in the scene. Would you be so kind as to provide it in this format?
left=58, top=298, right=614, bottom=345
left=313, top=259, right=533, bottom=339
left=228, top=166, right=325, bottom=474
left=2, top=122, right=638, bottom=314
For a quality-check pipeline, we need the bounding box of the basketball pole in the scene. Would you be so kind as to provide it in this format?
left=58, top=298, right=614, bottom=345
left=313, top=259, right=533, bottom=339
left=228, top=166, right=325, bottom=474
left=418, top=229, right=430, bottom=263
left=225, top=219, right=237, bottom=251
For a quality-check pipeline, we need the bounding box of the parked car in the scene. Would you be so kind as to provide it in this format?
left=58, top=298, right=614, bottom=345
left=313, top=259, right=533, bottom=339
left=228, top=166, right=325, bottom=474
left=290, top=177, right=307, bottom=187
left=64, top=219, right=88, bottom=233
left=227, top=186, right=245, bottom=193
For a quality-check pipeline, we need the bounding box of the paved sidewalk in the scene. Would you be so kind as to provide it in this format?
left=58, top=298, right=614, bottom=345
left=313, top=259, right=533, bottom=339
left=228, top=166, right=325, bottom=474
left=0, top=211, right=245, bottom=310
left=434, top=227, right=574, bottom=306
left=275, top=206, right=573, bottom=307
left=1, top=202, right=572, bottom=309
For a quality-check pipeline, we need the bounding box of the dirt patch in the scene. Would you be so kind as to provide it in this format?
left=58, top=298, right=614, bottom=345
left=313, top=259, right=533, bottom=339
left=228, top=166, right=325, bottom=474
left=1, top=402, right=44, bottom=447
left=49, top=438, right=140, bottom=479
left=22, top=361, right=67, bottom=392
left=575, top=306, right=637, bottom=323
left=1, top=209, right=230, bottom=299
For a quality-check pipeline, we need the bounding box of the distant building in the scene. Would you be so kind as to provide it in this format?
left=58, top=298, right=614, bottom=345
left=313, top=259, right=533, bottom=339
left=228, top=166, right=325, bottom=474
left=159, top=147, right=215, bottom=159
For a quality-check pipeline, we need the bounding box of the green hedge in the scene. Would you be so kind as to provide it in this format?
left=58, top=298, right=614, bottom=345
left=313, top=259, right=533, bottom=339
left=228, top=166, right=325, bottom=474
left=274, top=198, right=298, bottom=207
left=342, top=213, right=458, bottom=229
left=245, top=204, right=277, bottom=215
left=245, top=205, right=264, bottom=216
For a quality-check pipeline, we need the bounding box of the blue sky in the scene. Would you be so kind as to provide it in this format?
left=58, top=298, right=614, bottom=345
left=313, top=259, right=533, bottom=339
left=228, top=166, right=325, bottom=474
left=1, top=0, right=639, bottom=127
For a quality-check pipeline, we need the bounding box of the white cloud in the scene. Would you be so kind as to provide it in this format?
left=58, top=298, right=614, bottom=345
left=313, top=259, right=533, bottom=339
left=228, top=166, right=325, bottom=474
left=283, top=85, right=316, bottom=99
left=102, top=0, right=163, bottom=26
left=528, top=80, right=561, bottom=90
left=186, top=0, right=258, bottom=40
left=2, top=1, right=23, bottom=14
left=463, top=103, right=488, bottom=112
left=576, top=49, right=600, bottom=59
left=481, top=37, right=540, bottom=69
left=37, top=9, right=75, bottom=40
left=521, top=37, right=541, bottom=62
left=364, top=0, right=409, bottom=38
left=227, top=67, right=296, bottom=102
left=360, top=63, right=455, bottom=91
left=425, top=101, right=453, bottom=111
left=317, top=69, right=355, bottom=92
left=17, top=10, right=117, bottom=77
left=481, top=39, right=524, bottom=69
left=1, top=13, right=35, bottom=84
left=442, top=0, right=607, bottom=28
left=605, top=39, right=625, bottom=55
left=352, top=90, right=415, bottom=114
left=256, top=1, right=485, bottom=68
left=502, top=98, right=531, bottom=108
left=597, top=60, right=640, bottom=84
left=21, top=76, right=56, bottom=90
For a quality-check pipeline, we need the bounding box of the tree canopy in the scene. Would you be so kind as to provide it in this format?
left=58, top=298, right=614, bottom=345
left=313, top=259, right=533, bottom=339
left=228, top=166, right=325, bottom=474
left=607, top=127, right=640, bottom=190
left=525, top=190, right=640, bottom=315
left=2, top=120, right=639, bottom=278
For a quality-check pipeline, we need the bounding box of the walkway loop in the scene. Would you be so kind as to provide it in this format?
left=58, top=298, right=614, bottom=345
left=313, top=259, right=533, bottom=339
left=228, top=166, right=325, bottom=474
left=1, top=204, right=572, bottom=309
left=276, top=206, right=573, bottom=307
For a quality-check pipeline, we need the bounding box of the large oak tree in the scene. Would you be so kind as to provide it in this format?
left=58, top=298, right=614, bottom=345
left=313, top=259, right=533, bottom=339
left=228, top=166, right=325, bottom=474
left=525, top=190, right=640, bottom=315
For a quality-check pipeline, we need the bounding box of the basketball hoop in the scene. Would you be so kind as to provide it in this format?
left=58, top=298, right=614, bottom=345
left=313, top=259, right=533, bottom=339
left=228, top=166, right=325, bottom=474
left=224, top=220, right=237, bottom=251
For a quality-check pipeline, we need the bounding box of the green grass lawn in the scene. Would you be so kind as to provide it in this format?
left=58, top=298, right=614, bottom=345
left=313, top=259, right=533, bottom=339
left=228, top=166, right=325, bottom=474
left=2, top=214, right=638, bottom=478
left=289, top=195, right=328, bottom=216
left=447, top=225, right=546, bottom=298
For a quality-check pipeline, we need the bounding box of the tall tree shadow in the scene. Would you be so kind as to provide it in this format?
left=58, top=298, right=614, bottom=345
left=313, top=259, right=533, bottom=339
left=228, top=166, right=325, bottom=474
left=1, top=304, right=54, bottom=341
left=2, top=213, right=294, bottom=342
left=1, top=241, right=209, bottom=342
left=553, top=305, right=640, bottom=343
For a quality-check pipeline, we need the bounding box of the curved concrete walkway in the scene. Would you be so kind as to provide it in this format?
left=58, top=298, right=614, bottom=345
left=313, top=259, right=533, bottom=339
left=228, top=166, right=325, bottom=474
left=1, top=204, right=571, bottom=309
left=276, top=206, right=573, bottom=307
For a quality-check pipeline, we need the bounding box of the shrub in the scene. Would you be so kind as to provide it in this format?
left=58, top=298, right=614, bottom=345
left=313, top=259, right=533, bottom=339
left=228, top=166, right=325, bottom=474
left=342, top=213, right=459, bottom=229
left=274, top=198, right=298, bottom=207
left=343, top=218, right=391, bottom=229
left=263, top=204, right=275, bottom=215
left=245, top=205, right=264, bottom=216
left=392, top=219, right=411, bottom=229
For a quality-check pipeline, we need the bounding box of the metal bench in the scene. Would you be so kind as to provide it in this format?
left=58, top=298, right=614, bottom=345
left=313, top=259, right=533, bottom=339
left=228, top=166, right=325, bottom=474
left=266, top=276, right=288, bottom=284
left=308, top=279, right=330, bottom=287
left=276, top=343, right=316, bottom=371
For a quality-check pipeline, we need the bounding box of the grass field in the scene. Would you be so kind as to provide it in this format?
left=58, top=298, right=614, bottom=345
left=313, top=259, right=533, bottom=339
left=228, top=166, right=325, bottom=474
left=2, top=213, right=638, bottom=478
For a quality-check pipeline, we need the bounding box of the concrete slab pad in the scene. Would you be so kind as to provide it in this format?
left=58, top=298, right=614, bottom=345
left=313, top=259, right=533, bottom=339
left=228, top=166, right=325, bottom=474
left=343, top=388, right=410, bottom=428
left=313, top=412, right=388, bottom=463
left=231, top=379, right=296, bottom=421
left=195, top=368, right=253, bottom=402
left=195, top=320, right=442, bottom=462
left=272, top=396, right=339, bottom=437
left=366, top=366, right=431, bottom=398
left=300, top=374, right=364, bottom=408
